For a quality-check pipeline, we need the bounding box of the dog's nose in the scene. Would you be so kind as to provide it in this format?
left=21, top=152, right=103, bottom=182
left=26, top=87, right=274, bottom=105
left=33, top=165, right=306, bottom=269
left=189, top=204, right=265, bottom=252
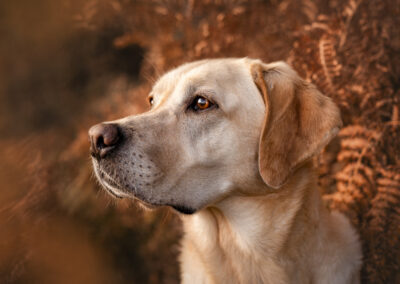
left=88, top=123, right=121, bottom=159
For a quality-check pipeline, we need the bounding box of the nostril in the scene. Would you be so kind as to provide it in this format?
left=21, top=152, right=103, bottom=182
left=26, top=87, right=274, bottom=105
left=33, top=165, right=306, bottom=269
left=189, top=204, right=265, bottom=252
left=96, top=135, right=106, bottom=150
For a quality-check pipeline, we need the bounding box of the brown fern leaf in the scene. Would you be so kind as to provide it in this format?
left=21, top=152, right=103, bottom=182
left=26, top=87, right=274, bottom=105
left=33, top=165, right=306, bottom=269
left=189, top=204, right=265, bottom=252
left=325, top=125, right=381, bottom=223
left=318, top=35, right=342, bottom=94
left=368, top=168, right=400, bottom=229
left=339, top=125, right=381, bottom=140
left=362, top=166, right=400, bottom=283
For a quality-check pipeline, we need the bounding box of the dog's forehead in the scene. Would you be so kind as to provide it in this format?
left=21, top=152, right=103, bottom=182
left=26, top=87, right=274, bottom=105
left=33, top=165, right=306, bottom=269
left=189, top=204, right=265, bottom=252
left=152, top=58, right=252, bottom=102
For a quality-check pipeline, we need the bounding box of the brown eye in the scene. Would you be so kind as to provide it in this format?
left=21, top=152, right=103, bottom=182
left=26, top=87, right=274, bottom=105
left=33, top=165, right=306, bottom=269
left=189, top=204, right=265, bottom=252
left=148, top=96, right=154, bottom=106
left=192, top=96, right=213, bottom=111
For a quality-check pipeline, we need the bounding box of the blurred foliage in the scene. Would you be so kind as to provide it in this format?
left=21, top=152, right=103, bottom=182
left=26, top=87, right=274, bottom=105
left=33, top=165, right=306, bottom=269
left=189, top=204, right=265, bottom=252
left=0, top=0, right=399, bottom=283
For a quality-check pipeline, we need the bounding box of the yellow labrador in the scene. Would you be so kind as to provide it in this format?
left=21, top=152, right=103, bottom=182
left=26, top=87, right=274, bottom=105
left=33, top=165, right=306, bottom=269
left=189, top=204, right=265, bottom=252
left=89, top=58, right=362, bottom=283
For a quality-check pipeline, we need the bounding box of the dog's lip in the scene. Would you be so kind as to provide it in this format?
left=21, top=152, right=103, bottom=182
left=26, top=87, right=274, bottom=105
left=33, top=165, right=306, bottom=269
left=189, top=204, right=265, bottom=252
left=98, top=175, right=129, bottom=199
left=94, top=165, right=195, bottom=212
left=93, top=163, right=161, bottom=206
left=93, top=164, right=131, bottom=198
left=92, top=162, right=178, bottom=210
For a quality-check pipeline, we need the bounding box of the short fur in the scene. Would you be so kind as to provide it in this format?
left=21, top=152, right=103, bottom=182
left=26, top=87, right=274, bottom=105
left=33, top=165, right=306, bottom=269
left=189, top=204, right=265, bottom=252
left=90, top=58, right=362, bottom=283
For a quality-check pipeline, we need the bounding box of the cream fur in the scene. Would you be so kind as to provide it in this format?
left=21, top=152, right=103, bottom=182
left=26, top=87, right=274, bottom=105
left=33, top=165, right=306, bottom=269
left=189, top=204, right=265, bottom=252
left=90, top=58, right=362, bottom=283
left=180, top=164, right=361, bottom=284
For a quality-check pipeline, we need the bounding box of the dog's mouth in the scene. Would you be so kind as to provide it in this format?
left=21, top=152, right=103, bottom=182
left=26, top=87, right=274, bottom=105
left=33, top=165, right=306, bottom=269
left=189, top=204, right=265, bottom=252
left=93, top=164, right=130, bottom=199
left=92, top=161, right=197, bottom=214
left=92, top=161, right=162, bottom=208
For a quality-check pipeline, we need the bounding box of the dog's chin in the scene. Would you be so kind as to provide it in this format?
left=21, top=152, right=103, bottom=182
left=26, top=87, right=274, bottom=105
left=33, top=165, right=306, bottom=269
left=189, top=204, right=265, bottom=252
left=133, top=198, right=159, bottom=210
left=100, top=188, right=196, bottom=215
left=100, top=185, right=197, bottom=215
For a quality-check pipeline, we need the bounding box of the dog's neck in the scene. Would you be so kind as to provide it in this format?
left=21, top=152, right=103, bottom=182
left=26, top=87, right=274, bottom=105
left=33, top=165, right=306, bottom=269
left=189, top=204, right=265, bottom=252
left=181, top=163, right=325, bottom=283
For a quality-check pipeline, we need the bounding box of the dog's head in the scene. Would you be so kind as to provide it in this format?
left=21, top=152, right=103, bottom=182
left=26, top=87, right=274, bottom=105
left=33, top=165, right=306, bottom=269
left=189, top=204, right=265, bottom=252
left=89, top=58, right=341, bottom=214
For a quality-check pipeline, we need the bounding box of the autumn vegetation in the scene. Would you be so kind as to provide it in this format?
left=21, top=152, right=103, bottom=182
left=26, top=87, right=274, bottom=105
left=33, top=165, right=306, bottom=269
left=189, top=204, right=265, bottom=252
left=0, top=0, right=398, bottom=283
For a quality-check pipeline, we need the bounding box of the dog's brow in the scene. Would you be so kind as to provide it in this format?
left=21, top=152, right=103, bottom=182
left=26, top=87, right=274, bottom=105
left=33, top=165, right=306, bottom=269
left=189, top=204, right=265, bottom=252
left=184, top=84, right=196, bottom=100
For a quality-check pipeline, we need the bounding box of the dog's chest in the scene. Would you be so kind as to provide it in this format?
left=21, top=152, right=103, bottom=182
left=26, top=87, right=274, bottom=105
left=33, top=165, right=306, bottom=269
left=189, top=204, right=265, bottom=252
left=180, top=209, right=293, bottom=284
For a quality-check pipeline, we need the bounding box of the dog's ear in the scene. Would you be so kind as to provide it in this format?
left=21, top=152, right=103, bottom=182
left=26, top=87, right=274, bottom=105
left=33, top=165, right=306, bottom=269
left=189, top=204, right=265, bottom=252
left=251, top=61, right=342, bottom=189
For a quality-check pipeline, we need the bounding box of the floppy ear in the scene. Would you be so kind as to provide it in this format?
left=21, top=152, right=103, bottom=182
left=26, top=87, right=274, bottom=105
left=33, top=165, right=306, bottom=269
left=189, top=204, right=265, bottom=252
left=251, top=61, right=342, bottom=189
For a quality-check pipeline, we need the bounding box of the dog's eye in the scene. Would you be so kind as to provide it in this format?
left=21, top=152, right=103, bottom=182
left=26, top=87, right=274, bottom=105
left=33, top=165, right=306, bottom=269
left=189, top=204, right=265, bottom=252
left=148, top=96, right=154, bottom=106
left=191, top=96, right=214, bottom=111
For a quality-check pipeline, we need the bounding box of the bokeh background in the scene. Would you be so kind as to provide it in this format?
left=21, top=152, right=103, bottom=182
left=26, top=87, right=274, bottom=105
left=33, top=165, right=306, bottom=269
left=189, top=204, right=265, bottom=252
left=0, top=0, right=399, bottom=283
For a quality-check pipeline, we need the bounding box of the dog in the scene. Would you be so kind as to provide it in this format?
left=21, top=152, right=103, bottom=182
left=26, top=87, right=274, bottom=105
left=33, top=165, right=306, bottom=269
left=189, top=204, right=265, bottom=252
left=89, top=58, right=362, bottom=283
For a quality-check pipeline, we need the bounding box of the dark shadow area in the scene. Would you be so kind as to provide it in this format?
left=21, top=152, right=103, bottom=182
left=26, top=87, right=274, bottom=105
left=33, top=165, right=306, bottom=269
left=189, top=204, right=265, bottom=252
left=0, top=0, right=144, bottom=137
